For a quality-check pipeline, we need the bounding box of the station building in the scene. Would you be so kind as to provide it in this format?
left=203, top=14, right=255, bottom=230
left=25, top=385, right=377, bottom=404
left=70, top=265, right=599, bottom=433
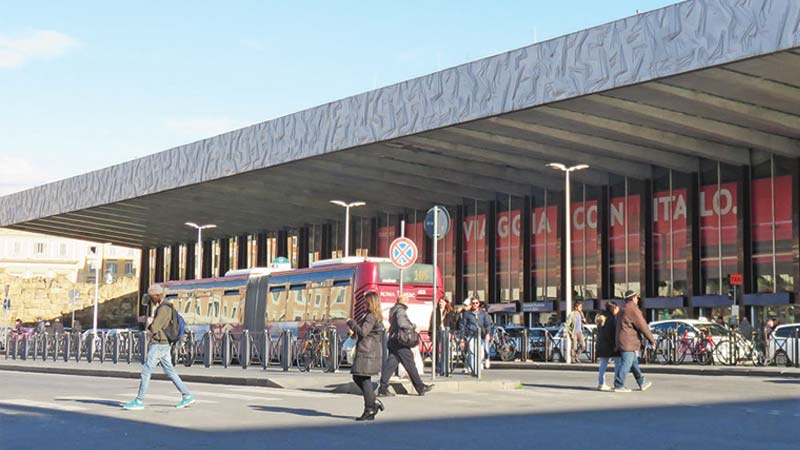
left=2, top=0, right=799, bottom=328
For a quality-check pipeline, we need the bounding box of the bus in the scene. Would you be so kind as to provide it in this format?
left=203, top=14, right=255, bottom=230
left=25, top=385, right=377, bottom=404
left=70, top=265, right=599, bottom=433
left=156, top=257, right=443, bottom=339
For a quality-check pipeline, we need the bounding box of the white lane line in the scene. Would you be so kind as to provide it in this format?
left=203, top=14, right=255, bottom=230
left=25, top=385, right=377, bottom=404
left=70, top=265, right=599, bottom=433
left=114, top=394, right=218, bottom=404
left=189, top=391, right=280, bottom=401
left=223, top=386, right=338, bottom=399
left=1, top=399, right=87, bottom=412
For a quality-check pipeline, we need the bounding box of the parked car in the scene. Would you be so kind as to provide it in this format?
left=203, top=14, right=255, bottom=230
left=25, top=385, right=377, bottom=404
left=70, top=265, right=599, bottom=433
left=768, top=323, right=800, bottom=367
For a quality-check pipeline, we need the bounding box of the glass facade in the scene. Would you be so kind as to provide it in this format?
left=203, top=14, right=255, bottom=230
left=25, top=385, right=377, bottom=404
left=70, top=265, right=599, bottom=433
left=531, top=189, right=561, bottom=301
left=751, top=152, right=796, bottom=293
left=463, top=199, right=489, bottom=301
left=609, top=176, right=643, bottom=297
left=570, top=184, right=599, bottom=301
left=652, top=168, right=691, bottom=297
left=496, top=194, right=523, bottom=302
left=699, top=161, right=740, bottom=295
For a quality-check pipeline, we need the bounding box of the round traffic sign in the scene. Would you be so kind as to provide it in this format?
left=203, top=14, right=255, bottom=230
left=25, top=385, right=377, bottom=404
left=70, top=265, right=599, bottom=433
left=389, top=237, right=418, bottom=270
left=424, top=206, right=451, bottom=239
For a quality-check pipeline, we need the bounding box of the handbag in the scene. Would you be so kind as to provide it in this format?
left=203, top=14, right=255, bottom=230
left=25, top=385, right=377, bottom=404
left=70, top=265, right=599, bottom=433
left=395, top=327, right=419, bottom=348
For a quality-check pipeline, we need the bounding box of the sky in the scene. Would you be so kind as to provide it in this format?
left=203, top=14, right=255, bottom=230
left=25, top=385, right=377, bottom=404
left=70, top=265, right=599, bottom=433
left=0, top=0, right=678, bottom=196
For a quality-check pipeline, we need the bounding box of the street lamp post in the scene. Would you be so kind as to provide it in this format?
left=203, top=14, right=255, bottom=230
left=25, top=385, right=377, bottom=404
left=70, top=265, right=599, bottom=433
left=329, top=201, right=366, bottom=257
left=185, top=222, right=217, bottom=279
left=90, top=243, right=111, bottom=335
left=547, top=163, right=589, bottom=364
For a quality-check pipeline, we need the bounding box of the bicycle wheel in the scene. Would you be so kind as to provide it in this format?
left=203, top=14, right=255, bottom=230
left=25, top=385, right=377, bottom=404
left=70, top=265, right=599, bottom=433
left=499, top=341, right=516, bottom=361
left=695, top=348, right=713, bottom=366
left=657, top=338, right=674, bottom=365
left=297, top=348, right=314, bottom=372
left=675, top=343, right=688, bottom=365
left=714, top=340, right=733, bottom=365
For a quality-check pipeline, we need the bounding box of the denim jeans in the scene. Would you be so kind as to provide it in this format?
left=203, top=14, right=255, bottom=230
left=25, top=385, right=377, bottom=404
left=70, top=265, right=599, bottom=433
left=136, top=343, right=191, bottom=401
left=465, top=336, right=479, bottom=374
left=597, top=356, right=618, bottom=386
left=614, top=351, right=645, bottom=389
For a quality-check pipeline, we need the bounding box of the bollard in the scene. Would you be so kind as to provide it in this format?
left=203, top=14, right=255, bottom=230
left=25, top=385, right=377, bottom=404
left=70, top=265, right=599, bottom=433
left=439, top=327, right=450, bottom=377
left=112, top=332, right=120, bottom=364
left=32, top=334, right=39, bottom=361
left=126, top=331, right=134, bottom=364
left=22, top=334, right=29, bottom=360
left=280, top=330, right=292, bottom=372
left=139, top=332, right=148, bottom=364
left=794, top=327, right=799, bottom=369
left=475, top=335, right=482, bottom=379
left=222, top=330, right=232, bottom=368
left=545, top=331, right=552, bottom=362
left=240, top=330, right=250, bottom=369
left=590, top=328, right=596, bottom=363
left=75, top=333, right=83, bottom=362
left=4, top=332, right=10, bottom=360
left=261, top=332, right=270, bottom=370
left=64, top=333, right=71, bottom=362
left=52, top=334, right=59, bottom=362
left=326, top=327, right=339, bottom=373
left=203, top=332, right=213, bottom=368
left=519, top=328, right=529, bottom=362
left=43, top=334, right=50, bottom=360
left=100, top=333, right=107, bottom=363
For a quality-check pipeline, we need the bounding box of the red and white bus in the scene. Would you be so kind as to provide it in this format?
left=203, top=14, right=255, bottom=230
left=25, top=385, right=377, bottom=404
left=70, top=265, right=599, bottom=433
left=157, top=257, right=443, bottom=338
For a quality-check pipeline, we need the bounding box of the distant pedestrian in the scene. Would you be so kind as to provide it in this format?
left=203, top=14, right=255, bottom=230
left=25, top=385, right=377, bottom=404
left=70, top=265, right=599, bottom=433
left=763, top=319, right=776, bottom=343
left=51, top=318, right=64, bottom=335
left=123, top=284, right=194, bottom=410
left=565, top=301, right=586, bottom=363
left=346, top=291, right=385, bottom=421
left=738, top=317, right=753, bottom=340
left=72, top=319, right=83, bottom=334
left=479, top=301, right=492, bottom=369
left=595, top=301, right=620, bottom=391
left=458, top=297, right=492, bottom=374
left=13, top=318, right=22, bottom=334
left=35, top=317, right=45, bottom=334
left=378, top=294, right=433, bottom=397
left=614, top=291, right=655, bottom=392
left=430, top=296, right=458, bottom=375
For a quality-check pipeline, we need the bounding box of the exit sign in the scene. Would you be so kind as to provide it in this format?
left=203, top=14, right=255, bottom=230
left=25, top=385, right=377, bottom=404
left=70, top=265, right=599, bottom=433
left=728, top=273, right=743, bottom=286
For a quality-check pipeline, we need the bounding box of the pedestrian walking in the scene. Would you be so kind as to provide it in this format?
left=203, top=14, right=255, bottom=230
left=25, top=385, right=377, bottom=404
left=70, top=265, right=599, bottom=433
left=346, top=291, right=385, bottom=421
left=614, top=291, right=655, bottom=392
left=595, top=301, right=620, bottom=391
left=123, top=284, right=194, bottom=410
left=458, top=297, right=492, bottom=374
left=565, top=301, right=586, bottom=363
left=378, top=294, right=433, bottom=397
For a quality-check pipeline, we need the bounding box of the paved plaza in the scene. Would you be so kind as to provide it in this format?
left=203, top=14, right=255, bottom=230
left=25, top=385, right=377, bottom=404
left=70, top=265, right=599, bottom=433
left=1, top=368, right=798, bottom=450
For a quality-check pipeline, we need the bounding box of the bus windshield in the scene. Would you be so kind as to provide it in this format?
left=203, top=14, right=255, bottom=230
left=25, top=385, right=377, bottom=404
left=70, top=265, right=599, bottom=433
left=379, top=263, right=434, bottom=285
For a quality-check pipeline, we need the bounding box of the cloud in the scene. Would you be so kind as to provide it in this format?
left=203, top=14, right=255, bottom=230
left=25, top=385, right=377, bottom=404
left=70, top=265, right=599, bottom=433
left=164, top=118, right=250, bottom=141
left=0, top=30, right=78, bottom=69
left=0, top=155, right=55, bottom=196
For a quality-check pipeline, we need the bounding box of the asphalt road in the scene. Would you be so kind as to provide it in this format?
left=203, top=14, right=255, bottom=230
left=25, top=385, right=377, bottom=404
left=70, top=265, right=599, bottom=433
left=1, top=369, right=798, bottom=450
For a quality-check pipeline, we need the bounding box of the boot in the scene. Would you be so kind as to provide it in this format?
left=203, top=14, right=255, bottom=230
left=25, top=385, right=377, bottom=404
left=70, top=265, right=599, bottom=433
left=355, top=407, right=378, bottom=421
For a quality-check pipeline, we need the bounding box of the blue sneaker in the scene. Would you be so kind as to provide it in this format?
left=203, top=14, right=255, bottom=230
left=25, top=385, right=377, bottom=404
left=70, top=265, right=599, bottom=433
left=175, top=395, right=195, bottom=409
left=122, top=399, right=144, bottom=410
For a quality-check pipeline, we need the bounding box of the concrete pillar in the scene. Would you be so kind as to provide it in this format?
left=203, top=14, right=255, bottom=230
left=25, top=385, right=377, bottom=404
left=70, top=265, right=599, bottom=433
left=219, top=238, right=230, bottom=277
left=169, top=244, right=180, bottom=280
left=202, top=240, right=213, bottom=278
left=154, top=247, right=165, bottom=283
left=184, top=240, right=196, bottom=280
left=237, top=235, right=248, bottom=269
left=298, top=227, right=309, bottom=268
left=277, top=230, right=288, bottom=258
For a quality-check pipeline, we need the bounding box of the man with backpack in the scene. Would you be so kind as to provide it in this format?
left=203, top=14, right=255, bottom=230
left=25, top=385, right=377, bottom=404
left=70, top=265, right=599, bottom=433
left=123, top=284, right=194, bottom=410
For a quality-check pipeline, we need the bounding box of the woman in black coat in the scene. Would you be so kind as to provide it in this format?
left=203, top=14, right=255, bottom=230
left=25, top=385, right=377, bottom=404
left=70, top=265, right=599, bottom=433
left=595, top=301, right=620, bottom=391
left=346, top=291, right=386, bottom=421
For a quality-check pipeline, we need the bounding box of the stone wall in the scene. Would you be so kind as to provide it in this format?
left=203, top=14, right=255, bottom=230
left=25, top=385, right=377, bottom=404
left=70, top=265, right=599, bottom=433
left=0, top=273, right=139, bottom=328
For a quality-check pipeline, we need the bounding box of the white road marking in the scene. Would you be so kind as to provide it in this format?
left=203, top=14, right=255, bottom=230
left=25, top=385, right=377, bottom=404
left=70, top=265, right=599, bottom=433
left=223, top=386, right=339, bottom=398
left=115, top=394, right=218, bottom=404
left=0, top=399, right=87, bottom=412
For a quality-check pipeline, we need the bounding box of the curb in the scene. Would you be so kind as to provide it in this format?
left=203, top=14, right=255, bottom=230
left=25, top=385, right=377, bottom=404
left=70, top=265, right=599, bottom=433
left=493, top=362, right=800, bottom=378
left=0, top=364, right=283, bottom=388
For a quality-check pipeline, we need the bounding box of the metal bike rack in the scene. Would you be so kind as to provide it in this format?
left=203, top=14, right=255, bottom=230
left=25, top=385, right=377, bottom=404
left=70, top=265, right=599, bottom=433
left=519, top=329, right=529, bottom=362
left=240, top=330, right=251, bottom=369
left=439, top=328, right=451, bottom=377
left=326, top=327, right=339, bottom=373
left=203, top=332, right=213, bottom=368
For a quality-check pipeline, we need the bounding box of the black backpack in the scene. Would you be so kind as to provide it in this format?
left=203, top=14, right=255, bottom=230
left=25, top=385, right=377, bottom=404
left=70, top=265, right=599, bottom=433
left=160, top=303, right=185, bottom=344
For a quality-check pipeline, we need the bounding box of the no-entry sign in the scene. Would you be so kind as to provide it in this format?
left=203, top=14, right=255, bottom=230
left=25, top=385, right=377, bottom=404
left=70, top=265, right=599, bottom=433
left=389, top=237, right=418, bottom=270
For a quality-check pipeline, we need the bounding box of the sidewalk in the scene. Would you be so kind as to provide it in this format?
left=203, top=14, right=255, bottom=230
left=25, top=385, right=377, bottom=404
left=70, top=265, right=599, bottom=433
left=492, top=360, right=800, bottom=378
left=0, top=358, right=519, bottom=393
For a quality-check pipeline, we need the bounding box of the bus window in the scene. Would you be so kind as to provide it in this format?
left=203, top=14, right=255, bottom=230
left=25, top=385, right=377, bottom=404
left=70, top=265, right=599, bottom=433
left=287, top=284, right=307, bottom=322
left=267, top=285, right=288, bottom=324
left=207, top=297, right=221, bottom=322
left=329, top=284, right=352, bottom=320
left=183, top=297, right=193, bottom=316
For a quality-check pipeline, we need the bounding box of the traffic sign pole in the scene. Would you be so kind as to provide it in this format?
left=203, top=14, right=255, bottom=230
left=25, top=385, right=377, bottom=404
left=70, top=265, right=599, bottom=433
left=432, top=206, right=438, bottom=382
left=399, top=220, right=405, bottom=296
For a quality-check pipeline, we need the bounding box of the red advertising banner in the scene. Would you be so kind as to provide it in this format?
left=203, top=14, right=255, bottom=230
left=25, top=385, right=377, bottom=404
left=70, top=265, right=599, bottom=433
left=699, top=181, right=738, bottom=247
left=496, top=209, right=521, bottom=274
left=652, top=188, right=689, bottom=270
left=377, top=225, right=396, bottom=258
left=405, top=222, right=426, bottom=262
left=752, top=175, right=793, bottom=243
left=463, top=214, right=487, bottom=269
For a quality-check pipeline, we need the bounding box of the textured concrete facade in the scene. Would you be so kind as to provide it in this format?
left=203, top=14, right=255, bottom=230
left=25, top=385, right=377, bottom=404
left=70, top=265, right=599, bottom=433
left=2, top=0, right=800, bottom=228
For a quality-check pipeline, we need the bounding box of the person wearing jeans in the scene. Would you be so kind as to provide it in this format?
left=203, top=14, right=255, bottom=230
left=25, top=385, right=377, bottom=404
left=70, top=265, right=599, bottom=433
left=614, top=291, right=656, bottom=392
left=594, top=301, right=620, bottom=391
left=123, top=284, right=194, bottom=410
left=459, top=297, right=492, bottom=375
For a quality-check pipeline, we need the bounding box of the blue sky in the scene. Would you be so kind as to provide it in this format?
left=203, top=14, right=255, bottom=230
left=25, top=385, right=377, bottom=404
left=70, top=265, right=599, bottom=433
left=0, top=0, right=677, bottom=195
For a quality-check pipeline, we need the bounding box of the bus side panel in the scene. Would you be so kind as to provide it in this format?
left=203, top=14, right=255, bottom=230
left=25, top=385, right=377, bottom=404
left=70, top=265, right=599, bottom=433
left=243, top=276, right=268, bottom=333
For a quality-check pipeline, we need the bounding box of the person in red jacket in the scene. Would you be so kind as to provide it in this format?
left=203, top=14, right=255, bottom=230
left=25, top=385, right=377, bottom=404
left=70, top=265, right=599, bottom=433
left=613, top=291, right=656, bottom=393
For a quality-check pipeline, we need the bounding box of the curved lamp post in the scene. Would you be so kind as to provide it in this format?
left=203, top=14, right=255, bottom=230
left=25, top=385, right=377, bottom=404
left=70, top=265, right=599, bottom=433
left=329, top=201, right=366, bottom=257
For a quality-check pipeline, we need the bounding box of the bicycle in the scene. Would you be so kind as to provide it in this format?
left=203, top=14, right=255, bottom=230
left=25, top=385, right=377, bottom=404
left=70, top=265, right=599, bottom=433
left=490, top=327, right=517, bottom=362
left=674, top=329, right=715, bottom=365
left=714, top=331, right=765, bottom=366
left=296, top=326, right=340, bottom=372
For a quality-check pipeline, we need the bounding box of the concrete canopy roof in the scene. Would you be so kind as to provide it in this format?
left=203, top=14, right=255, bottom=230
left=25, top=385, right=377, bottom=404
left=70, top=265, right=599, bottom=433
left=2, top=0, right=800, bottom=248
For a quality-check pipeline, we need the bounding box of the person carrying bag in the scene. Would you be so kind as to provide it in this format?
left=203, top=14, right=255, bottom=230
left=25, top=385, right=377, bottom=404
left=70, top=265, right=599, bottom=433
left=378, top=294, right=433, bottom=397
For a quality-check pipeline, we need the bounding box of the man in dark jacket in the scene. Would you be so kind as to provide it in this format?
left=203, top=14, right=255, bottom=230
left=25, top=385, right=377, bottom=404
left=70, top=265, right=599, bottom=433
left=614, top=291, right=656, bottom=392
left=378, top=294, right=433, bottom=397
left=123, top=284, right=194, bottom=410
left=459, top=297, right=492, bottom=374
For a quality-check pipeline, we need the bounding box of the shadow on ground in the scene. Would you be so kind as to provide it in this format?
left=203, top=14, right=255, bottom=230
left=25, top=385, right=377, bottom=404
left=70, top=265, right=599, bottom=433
left=1, top=397, right=798, bottom=450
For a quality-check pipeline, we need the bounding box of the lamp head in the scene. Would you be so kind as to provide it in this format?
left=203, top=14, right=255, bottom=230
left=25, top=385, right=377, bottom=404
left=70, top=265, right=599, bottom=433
left=185, top=222, right=199, bottom=228
left=329, top=200, right=348, bottom=208
left=547, top=163, right=568, bottom=171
